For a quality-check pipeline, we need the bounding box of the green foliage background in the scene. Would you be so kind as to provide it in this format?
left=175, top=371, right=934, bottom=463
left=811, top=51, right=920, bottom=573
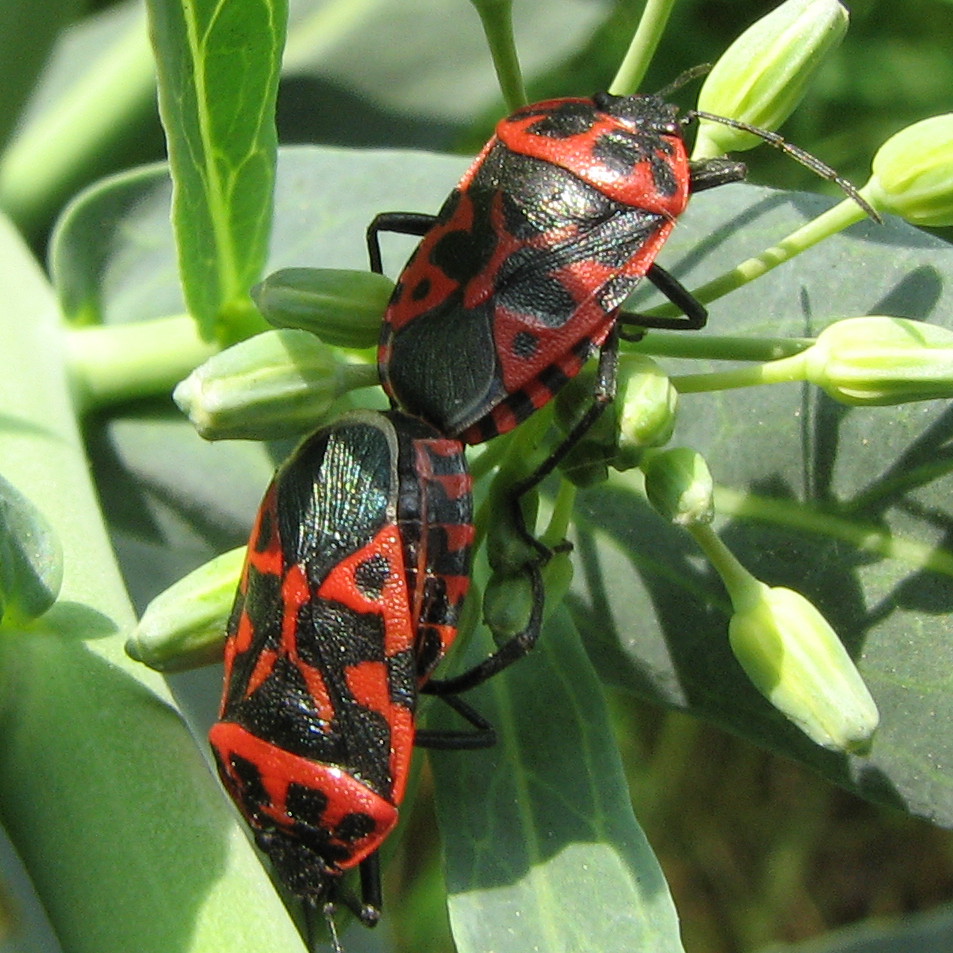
left=2, top=2, right=953, bottom=953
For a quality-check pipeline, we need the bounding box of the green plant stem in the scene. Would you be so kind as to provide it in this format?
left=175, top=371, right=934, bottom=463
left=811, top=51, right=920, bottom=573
left=0, top=219, right=304, bottom=953
left=671, top=349, right=808, bottom=393
left=0, top=8, right=155, bottom=239
left=646, top=198, right=867, bottom=320
left=685, top=521, right=760, bottom=610
left=469, top=429, right=512, bottom=482
left=715, top=485, right=953, bottom=578
left=542, top=478, right=576, bottom=549
left=470, top=0, right=527, bottom=110
left=629, top=331, right=813, bottom=362
left=67, top=314, right=218, bottom=413
left=609, top=0, right=678, bottom=95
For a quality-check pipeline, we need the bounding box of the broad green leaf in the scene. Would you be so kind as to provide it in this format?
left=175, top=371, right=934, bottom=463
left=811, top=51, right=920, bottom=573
left=49, top=162, right=179, bottom=326
left=0, top=820, right=63, bottom=953
left=146, top=0, right=288, bottom=340
left=428, top=605, right=683, bottom=953
left=573, top=184, right=953, bottom=827
left=0, top=215, right=306, bottom=953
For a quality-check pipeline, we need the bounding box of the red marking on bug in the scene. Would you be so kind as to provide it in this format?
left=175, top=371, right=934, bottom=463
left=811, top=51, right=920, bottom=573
left=210, top=722, right=398, bottom=870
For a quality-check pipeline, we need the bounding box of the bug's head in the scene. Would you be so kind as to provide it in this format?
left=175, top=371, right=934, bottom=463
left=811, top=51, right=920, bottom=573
left=591, top=91, right=682, bottom=140
left=253, top=826, right=343, bottom=901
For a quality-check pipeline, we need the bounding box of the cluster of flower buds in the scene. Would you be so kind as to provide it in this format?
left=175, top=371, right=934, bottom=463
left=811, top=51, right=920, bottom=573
left=174, top=268, right=384, bottom=440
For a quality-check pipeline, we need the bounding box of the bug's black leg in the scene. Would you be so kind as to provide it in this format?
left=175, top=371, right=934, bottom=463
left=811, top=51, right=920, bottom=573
left=423, top=332, right=620, bottom=694
left=366, top=212, right=438, bottom=273
left=314, top=853, right=383, bottom=952
left=415, top=692, right=496, bottom=749
left=355, top=854, right=382, bottom=926
left=424, top=556, right=546, bottom=697
left=617, top=262, right=708, bottom=335
left=689, top=157, right=747, bottom=194
left=507, top=328, right=620, bottom=551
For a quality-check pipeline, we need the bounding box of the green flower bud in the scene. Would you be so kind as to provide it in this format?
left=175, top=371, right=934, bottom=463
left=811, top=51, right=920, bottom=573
left=642, top=448, right=714, bottom=527
left=483, top=570, right=536, bottom=646
left=486, top=473, right=540, bottom=576
left=728, top=582, right=879, bottom=752
left=804, top=316, right=953, bottom=405
left=615, top=355, right=678, bottom=462
left=126, top=547, right=245, bottom=671
left=484, top=548, right=573, bottom=647
left=252, top=268, right=393, bottom=350
left=174, top=329, right=377, bottom=440
left=863, top=114, right=953, bottom=227
left=553, top=357, right=678, bottom=484
left=0, top=475, right=63, bottom=627
left=694, top=0, right=848, bottom=158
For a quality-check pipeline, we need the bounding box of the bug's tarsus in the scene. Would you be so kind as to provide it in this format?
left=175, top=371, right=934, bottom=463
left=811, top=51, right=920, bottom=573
left=322, top=902, right=343, bottom=953
left=356, top=856, right=382, bottom=927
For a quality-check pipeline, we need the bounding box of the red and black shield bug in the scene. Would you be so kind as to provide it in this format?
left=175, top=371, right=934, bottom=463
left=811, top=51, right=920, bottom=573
left=367, top=86, right=878, bottom=571
left=368, top=87, right=877, bottom=451
left=368, top=90, right=747, bottom=446
left=209, top=409, right=541, bottom=947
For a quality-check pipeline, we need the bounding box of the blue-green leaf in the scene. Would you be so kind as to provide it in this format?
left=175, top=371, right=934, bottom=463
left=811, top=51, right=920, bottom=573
left=429, top=607, right=684, bottom=953
left=146, top=0, right=288, bottom=340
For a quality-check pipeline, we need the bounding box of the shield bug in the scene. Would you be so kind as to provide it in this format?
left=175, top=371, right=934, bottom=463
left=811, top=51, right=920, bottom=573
left=209, top=409, right=540, bottom=946
left=368, top=88, right=876, bottom=450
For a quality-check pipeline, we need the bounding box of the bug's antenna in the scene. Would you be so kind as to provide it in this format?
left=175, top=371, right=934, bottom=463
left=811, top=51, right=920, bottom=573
left=689, top=109, right=882, bottom=223
left=323, top=901, right=344, bottom=953
left=653, top=64, right=711, bottom=99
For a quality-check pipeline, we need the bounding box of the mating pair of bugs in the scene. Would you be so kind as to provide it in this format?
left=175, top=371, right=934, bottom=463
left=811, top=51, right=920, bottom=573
left=206, top=81, right=876, bottom=949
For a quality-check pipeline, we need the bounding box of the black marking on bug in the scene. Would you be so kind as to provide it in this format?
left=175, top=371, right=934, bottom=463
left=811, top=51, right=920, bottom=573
left=286, top=782, right=330, bottom=828
left=497, top=266, right=577, bottom=330
left=598, top=274, right=642, bottom=313
left=388, top=648, right=417, bottom=708
left=336, top=811, right=377, bottom=843
left=236, top=657, right=338, bottom=761
left=512, top=330, right=539, bottom=360
left=434, top=189, right=462, bottom=227
left=411, top=277, right=431, bottom=301
left=593, top=131, right=679, bottom=197
left=253, top=507, right=275, bottom=554
left=355, top=553, right=390, bottom=600
left=523, top=100, right=598, bottom=139
left=228, top=752, right=274, bottom=817
left=431, top=226, right=496, bottom=287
